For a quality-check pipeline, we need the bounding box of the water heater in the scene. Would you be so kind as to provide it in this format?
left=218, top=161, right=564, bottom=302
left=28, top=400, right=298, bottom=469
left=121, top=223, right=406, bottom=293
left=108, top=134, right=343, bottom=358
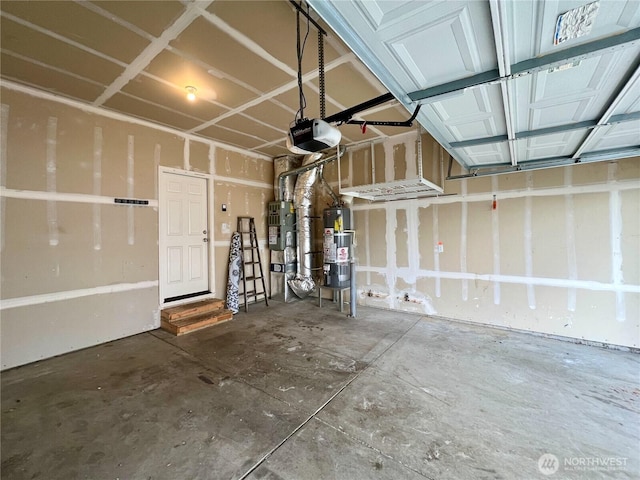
left=323, top=206, right=352, bottom=288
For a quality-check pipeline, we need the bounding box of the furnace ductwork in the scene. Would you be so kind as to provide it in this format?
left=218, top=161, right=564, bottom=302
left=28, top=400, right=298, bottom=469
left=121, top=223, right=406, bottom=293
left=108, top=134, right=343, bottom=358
left=288, top=152, right=322, bottom=298
left=273, top=155, right=301, bottom=202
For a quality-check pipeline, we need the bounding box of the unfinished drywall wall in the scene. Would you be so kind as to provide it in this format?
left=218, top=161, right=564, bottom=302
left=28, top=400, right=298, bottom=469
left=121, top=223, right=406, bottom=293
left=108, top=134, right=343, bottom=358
left=0, top=84, right=273, bottom=369
left=321, top=132, right=639, bottom=348
left=212, top=149, right=273, bottom=296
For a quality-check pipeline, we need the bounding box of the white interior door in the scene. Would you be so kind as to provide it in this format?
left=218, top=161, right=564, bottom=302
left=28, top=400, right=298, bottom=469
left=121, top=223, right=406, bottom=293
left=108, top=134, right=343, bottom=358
left=159, top=169, right=210, bottom=303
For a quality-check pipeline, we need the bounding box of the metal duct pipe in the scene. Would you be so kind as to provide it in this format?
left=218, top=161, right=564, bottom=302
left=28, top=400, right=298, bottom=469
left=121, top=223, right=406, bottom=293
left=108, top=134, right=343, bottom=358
left=273, top=155, right=301, bottom=202
left=278, top=147, right=346, bottom=201
left=288, top=153, right=322, bottom=298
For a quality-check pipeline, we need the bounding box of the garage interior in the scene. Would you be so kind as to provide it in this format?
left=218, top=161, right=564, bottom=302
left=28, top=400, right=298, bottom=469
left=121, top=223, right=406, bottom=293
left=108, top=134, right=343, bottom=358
left=1, top=0, right=639, bottom=478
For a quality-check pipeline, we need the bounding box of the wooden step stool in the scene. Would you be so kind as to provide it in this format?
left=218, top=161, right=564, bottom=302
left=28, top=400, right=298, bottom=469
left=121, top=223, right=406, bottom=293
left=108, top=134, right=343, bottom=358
left=160, top=298, right=233, bottom=336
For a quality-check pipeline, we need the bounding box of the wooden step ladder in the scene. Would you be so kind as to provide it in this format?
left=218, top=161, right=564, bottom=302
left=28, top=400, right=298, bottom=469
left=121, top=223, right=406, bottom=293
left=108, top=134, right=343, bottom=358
left=237, top=217, right=268, bottom=312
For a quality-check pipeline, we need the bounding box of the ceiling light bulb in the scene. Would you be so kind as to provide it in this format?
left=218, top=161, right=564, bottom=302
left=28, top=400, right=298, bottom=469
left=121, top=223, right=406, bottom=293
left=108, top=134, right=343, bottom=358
left=185, top=86, right=197, bottom=102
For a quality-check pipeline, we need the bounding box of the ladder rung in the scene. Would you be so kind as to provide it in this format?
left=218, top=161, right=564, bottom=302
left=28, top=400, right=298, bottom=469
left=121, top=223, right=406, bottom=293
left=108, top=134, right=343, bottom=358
left=244, top=261, right=260, bottom=265
left=244, top=276, right=262, bottom=281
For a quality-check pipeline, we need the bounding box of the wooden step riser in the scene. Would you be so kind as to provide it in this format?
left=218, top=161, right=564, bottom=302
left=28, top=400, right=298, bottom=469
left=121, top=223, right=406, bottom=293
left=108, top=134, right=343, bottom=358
left=160, top=310, right=233, bottom=336
left=161, top=299, right=225, bottom=322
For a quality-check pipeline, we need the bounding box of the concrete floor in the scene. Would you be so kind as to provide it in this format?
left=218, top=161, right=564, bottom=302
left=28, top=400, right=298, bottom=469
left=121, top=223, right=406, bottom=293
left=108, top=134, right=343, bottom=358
left=2, top=299, right=639, bottom=479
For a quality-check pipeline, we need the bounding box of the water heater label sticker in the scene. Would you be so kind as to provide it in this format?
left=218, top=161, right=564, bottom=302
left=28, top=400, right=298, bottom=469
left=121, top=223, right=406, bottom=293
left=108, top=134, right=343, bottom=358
left=324, top=228, right=334, bottom=250
left=337, top=247, right=349, bottom=262
left=325, top=244, right=337, bottom=262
